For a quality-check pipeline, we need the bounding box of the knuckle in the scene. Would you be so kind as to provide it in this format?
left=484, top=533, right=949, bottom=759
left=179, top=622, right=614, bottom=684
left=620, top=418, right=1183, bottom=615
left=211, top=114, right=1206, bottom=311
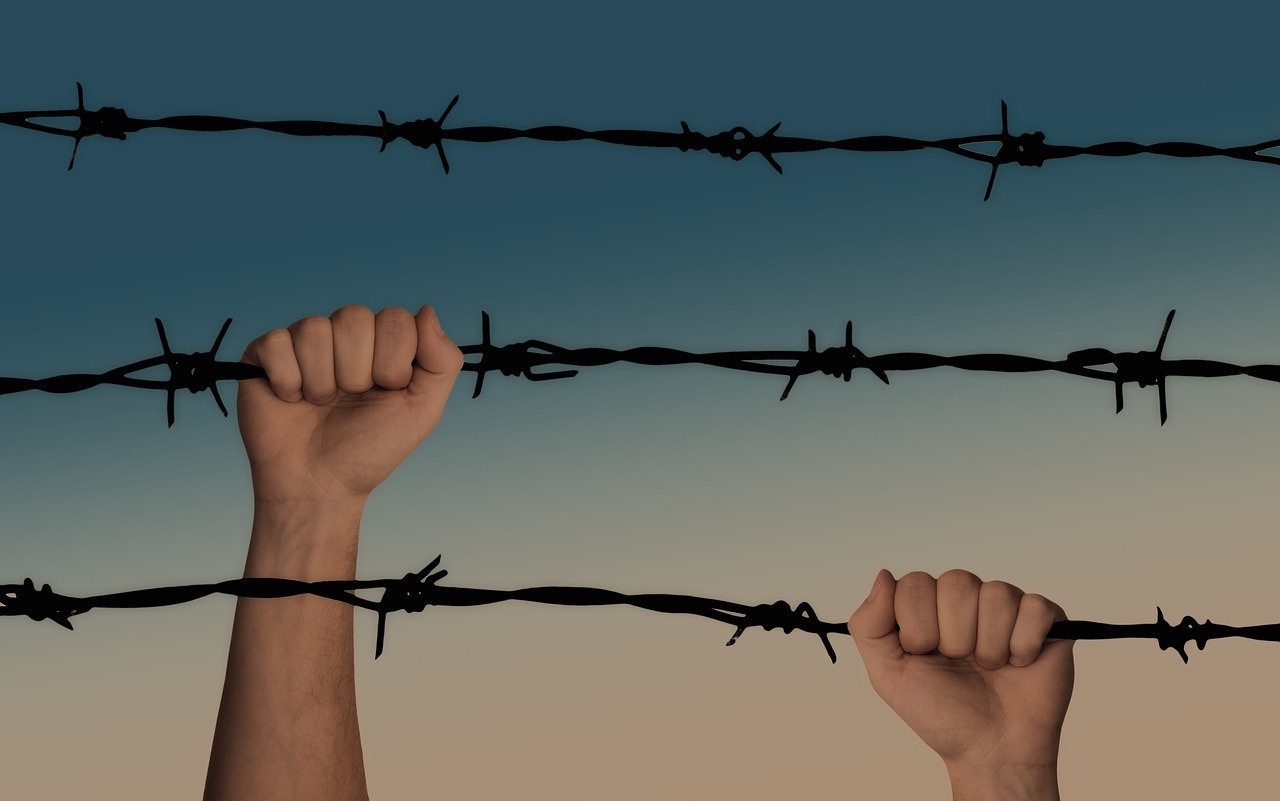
left=331, top=304, right=373, bottom=327
left=246, top=328, right=289, bottom=358
left=939, top=569, right=981, bottom=591
left=290, top=315, right=331, bottom=336
left=899, top=571, right=934, bottom=586
left=1020, top=593, right=1055, bottom=616
left=332, top=303, right=371, bottom=317
left=896, top=572, right=936, bottom=603
left=377, top=305, right=413, bottom=322
left=375, top=307, right=418, bottom=345
left=376, top=308, right=416, bottom=339
left=982, top=580, right=1022, bottom=601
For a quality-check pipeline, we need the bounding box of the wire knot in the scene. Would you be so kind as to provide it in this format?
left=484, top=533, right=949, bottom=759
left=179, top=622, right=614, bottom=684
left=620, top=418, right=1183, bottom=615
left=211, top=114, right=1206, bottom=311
left=780, top=321, right=889, bottom=400
left=463, top=311, right=579, bottom=397
left=980, top=101, right=1049, bottom=199
left=83, top=106, right=130, bottom=141
left=373, top=555, right=449, bottom=659
left=725, top=599, right=838, bottom=662
left=1154, top=607, right=1211, bottom=663
left=0, top=578, right=76, bottom=630
left=1005, top=130, right=1047, bottom=167
left=1066, top=310, right=1177, bottom=424
left=154, top=318, right=235, bottom=427
left=63, top=83, right=134, bottom=170
left=377, top=95, right=459, bottom=173
left=678, top=120, right=784, bottom=173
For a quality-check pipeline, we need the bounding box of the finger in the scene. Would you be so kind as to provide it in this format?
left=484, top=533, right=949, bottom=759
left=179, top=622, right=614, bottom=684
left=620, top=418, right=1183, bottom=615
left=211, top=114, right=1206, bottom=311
left=848, top=569, right=902, bottom=661
left=330, top=305, right=375, bottom=395
left=1009, top=593, right=1067, bottom=667
left=287, top=316, right=338, bottom=404
left=975, top=580, right=1023, bottom=669
left=936, top=569, right=981, bottom=659
left=406, top=304, right=465, bottom=407
left=240, top=328, right=303, bottom=403
left=372, top=306, right=417, bottom=390
left=895, top=571, right=939, bottom=655
left=848, top=569, right=902, bottom=694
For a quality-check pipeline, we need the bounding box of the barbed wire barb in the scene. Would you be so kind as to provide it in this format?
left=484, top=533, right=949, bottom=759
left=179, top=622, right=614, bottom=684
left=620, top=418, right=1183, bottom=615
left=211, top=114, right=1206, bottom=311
left=8, top=87, right=1280, bottom=197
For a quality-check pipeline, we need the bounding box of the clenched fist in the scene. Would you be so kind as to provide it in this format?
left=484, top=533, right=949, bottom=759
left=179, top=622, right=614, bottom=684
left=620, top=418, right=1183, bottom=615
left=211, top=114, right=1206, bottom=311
left=237, top=304, right=465, bottom=509
left=848, top=570, right=1074, bottom=800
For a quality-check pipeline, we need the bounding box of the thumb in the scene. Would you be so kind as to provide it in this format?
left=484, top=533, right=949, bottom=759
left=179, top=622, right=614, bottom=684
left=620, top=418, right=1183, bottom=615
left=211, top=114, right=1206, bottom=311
left=848, top=569, right=904, bottom=685
left=406, top=304, right=466, bottom=422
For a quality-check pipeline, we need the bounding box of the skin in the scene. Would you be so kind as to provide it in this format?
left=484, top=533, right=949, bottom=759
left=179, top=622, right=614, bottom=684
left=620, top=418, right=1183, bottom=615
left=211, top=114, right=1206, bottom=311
left=848, top=569, right=1075, bottom=801
left=203, top=303, right=464, bottom=801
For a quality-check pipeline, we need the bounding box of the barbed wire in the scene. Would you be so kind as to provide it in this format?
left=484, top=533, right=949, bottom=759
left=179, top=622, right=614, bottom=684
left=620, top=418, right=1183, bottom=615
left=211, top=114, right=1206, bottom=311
left=6, top=85, right=1280, bottom=198
left=2, top=310, right=1273, bottom=426
left=2, top=555, right=1272, bottom=663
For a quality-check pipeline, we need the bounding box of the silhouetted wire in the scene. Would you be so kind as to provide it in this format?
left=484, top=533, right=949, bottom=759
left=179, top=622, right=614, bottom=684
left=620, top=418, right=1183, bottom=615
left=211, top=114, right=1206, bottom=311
left=1, top=556, right=1270, bottom=663
left=2, top=310, right=1273, bottom=426
left=6, top=85, right=1280, bottom=198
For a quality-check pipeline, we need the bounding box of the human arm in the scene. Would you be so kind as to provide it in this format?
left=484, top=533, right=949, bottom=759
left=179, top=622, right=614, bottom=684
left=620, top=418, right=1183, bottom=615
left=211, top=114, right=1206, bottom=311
left=847, top=569, right=1074, bottom=801
left=203, top=304, right=464, bottom=801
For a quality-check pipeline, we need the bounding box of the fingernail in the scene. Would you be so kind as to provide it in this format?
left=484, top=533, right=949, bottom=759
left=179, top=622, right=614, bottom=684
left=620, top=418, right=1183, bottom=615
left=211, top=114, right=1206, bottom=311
left=429, top=310, right=446, bottom=337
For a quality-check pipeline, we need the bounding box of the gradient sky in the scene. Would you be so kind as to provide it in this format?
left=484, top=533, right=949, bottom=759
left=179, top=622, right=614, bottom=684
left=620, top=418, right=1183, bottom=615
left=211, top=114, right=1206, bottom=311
left=2, top=2, right=1280, bottom=798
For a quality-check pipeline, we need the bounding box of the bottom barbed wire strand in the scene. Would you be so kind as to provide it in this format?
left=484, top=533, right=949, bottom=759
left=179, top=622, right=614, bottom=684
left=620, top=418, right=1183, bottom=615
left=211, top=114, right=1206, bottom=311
left=1, top=557, right=1276, bottom=663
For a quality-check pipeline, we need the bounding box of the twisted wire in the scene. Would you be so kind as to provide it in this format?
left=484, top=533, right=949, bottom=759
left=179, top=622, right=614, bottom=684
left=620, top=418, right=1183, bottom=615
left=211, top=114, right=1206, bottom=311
left=0, top=310, right=1268, bottom=426
left=5, top=86, right=1280, bottom=198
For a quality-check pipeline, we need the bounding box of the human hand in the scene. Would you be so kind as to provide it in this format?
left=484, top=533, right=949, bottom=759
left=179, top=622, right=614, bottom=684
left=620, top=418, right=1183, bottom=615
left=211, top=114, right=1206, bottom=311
left=237, top=304, right=465, bottom=511
left=848, top=570, right=1074, bottom=801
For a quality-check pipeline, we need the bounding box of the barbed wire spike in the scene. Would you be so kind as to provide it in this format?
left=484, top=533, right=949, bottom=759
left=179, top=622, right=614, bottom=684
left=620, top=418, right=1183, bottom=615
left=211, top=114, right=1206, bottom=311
left=67, top=82, right=87, bottom=171
left=469, top=310, right=494, bottom=398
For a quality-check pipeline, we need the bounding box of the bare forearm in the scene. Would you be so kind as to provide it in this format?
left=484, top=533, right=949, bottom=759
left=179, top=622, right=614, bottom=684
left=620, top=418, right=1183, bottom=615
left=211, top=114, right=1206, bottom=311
left=204, top=499, right=370, bottom=801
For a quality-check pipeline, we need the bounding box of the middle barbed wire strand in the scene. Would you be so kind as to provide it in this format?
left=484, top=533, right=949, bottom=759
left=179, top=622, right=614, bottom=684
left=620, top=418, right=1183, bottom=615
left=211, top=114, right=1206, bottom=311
left=4, top=309, right=1277, bottom=426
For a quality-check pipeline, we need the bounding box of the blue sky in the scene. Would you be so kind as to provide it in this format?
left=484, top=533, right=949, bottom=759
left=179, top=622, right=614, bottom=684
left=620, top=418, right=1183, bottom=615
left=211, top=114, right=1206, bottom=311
left=2, top=3, right=1280, bottom=798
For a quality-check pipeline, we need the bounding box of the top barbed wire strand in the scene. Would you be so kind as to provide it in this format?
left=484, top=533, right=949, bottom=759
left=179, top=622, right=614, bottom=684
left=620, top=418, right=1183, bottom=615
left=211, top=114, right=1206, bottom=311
left=1, top=309, right=1277, bottom=427
left=5, top=85, right=1280, bottom=199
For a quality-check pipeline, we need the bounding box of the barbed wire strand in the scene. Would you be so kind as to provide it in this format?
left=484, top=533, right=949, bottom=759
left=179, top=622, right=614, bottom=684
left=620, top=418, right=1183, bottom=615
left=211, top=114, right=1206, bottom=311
left=2, top=310, right=1274, bottom=426
left=6, top=86, right=1280, bottom=198
left=0, top=556, right=1272, bottom=663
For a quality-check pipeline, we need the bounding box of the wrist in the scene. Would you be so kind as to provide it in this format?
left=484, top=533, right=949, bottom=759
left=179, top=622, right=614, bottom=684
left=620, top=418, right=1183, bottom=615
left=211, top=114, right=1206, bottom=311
left=247, top=496, right=366, bottom=581
left=945, top=760, right=1059, bottom=801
